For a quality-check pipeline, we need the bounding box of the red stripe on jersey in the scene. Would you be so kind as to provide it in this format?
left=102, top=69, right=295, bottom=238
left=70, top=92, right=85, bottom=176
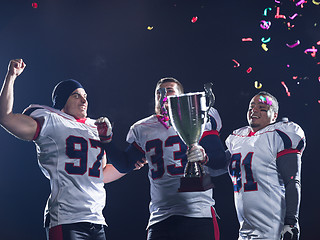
left=202, top=130, right=219, bottom=137
left=211, top=207, right=220, bottom=240
left=277, top=148, right=300, bottom=158
left=32, top=118, right=41, bottom=140
left=199, top=130, right=219, bottom=142
left=49, top=225, right=63, bottom=240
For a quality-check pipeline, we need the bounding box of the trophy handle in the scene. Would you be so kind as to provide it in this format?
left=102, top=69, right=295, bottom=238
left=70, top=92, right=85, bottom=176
left=204, top=82, right=215, bottom=109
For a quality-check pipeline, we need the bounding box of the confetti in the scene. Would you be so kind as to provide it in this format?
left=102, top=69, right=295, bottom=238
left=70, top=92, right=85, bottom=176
left=275, top=7, right=286, bottom=19
left=286, top=40, right=300, bottom=48
left=296, top=0, right=306, bottom=6
left=261, top=37, right=271, bottom=43
left=287, top=64, right=290, bottom=68
left=261, top=43, right=269, bottom=51
left=289, top=13, right=298, bottom=20
left=255, top=81, right=263, bottom=89
left=32, top=2, right=38, bottom=8
left=281, top=81, right=291, bottom=96
left=304, top=46, right=317, bottom=57
left=247, top=67, right=252, bottom=73
left=191, top=16, right=198, bottom=23
left=242, top=38, right=253, bottom=41
left=275, top=0, right=281, bottom=3
left=317, top=41, right=320, bottom=45
left=287, top=22, right=295, bottom=29
left=260, top=20, right=272, bottom=30
left=259, top=96, right=272, bottom=105
left=293, top=76, right=298, bottom=79
left=263, top=7, right=272, bottom=16
left=232, top=59, right=240, bottom=68
left=313, top=0, right=320, bottom=5
left=318, top=100, right=320, bottom=104
left=147, top=26, right=154, bottom=30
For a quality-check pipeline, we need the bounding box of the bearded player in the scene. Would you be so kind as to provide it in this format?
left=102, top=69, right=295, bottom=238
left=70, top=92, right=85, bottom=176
left=225, top=91, right=305, bottom=240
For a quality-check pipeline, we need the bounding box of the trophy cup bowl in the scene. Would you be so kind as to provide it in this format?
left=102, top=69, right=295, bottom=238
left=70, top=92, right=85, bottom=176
left=167, top=92, right=214, bottom=192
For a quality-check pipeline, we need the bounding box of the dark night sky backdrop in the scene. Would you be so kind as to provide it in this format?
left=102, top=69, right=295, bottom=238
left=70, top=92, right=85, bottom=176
left=0, top=0, right=319, bottom=239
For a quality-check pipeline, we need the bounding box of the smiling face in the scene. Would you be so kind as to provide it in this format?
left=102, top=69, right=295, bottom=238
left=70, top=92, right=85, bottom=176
left=62, top=88, right=88, bottom=119
left=247, top=94, right=278, bottom=132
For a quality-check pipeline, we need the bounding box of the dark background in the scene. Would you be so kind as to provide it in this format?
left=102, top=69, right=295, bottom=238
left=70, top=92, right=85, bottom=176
left=0, top=0, right=319, bottom=239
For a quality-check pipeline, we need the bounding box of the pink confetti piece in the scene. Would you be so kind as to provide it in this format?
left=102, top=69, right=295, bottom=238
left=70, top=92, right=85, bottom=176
left=242, top=38, right=253, bottom=41
left=305, top=46, right=317, bottom=57
left=191, top=16, right=198, bottom=23
left=296, top=0, right=306, bottom=6
left=247, top=67, right=252, bottom=73
left=318, top=100, right=320, bottom=104
left=260, top=20, right=272, bottom=30
left=287, top=64, right=290, bottom=68
left=317, top=41, right=320, bottom=45
left=275, top=0, right=281, bottom=3
left=281, top=81, right=291, bottom=96
left=32, top=2, right=38, bottom=8
left=289, top=13, right=298, bottom=19
left=232, top=59, right=240, bottom=68
left=286, top=40, right=300, bottom=48
left=275, top=7, right=286, bottom=19
left=287, top=22, right=295, bottom=29
left=293, top=76, right=298, bottom=79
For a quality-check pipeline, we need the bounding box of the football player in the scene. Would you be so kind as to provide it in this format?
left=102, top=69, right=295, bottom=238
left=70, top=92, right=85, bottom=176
left=0, top=59, right=143, bottom=240
left=225, top=91, right=305, bottom=240
left=96, top=77, right=228, bottom=240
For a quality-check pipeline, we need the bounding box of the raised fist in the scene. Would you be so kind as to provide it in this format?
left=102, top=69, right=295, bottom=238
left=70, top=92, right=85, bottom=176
left=7, top=59, right=26, bottom=77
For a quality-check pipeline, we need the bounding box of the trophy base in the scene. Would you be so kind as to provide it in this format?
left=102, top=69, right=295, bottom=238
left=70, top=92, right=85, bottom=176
left=178, top=174, right=214, bottom=192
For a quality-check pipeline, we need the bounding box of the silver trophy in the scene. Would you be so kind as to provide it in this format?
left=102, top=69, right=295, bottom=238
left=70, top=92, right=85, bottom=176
left=167, top=87, right=214, bottom=192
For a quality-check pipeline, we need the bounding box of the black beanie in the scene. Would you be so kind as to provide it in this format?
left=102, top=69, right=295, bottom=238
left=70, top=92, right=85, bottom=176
left=51, top=79, right=84, bottom=109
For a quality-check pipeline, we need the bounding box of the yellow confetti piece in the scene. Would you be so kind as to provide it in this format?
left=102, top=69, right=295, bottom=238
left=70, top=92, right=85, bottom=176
left=147, top=26, right=154, bottom=30
left=261, top=43, right=268, bottom=51
left=312, top=0, right=320, bottom=5
left=254, top=81, right=262, bottom=89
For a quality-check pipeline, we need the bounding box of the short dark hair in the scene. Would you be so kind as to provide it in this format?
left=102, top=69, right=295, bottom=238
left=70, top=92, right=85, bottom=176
left=255, top=91, right=279, bottom=113
left=155, top=77, right=184, bottom=94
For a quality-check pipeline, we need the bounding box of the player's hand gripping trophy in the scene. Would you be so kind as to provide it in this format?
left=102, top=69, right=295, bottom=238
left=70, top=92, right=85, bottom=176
left=167, top=83, right=215, bottom=192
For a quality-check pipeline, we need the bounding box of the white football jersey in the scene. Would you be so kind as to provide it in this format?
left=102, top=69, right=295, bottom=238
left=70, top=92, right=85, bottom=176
left=24, top=104, right=106, bottom=228
left=225, top=121, right=305, bottom=239
left=126, top=108, right=222, bottom=229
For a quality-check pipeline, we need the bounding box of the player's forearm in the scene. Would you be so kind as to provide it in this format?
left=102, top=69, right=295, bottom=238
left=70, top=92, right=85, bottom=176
left=284, top=179, right=301, bottom=225
left=103, top=164, right=126, bottom=183
left=277, top=153, right=302, bottom=225
left=101, top=141, right=140, bottom=173
left=200, top=134, right=227, bottom=170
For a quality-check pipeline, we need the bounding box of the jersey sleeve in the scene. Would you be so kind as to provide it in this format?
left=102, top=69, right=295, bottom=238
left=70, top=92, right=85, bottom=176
left=126, top=123, right=146, bottom=154
left=203, top=107, right=222, bottom=136
left=274, top=121, right=306, bottom=158
left=22, top=104, right=51, bottom=140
